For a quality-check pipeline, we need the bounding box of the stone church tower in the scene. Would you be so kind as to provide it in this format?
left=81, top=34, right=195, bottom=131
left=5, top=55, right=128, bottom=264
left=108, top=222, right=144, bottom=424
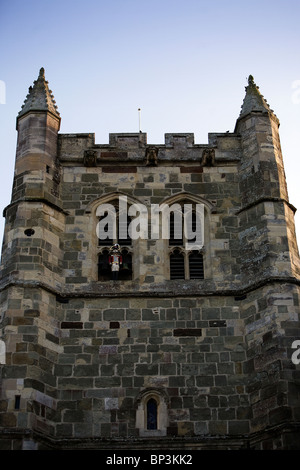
left=0, top=69, right=299, bottom=450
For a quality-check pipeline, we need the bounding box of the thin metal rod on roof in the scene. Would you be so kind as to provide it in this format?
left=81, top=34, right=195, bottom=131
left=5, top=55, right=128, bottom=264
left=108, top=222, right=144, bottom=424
left=138, top=108, right=141, bottom=132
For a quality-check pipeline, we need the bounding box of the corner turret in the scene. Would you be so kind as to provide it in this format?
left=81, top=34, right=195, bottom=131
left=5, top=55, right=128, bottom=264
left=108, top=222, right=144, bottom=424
left=14, top=68, right=61, bottom=188
left=235, top=75, right=287, bottom=204
left=236, top=76, right=300, bottom=282
left=0, top=68, right=64, bottom=285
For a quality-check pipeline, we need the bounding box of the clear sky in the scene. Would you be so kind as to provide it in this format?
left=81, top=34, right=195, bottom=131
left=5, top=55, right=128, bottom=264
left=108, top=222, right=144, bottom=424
left=0, top=0, right=300, bottom=245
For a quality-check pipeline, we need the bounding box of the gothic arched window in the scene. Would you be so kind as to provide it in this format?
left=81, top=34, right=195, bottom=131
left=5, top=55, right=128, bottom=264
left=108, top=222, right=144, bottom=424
left=147, top=398, right=158, bottom=430
left=168, top=201, right=204, bottom=280
left=96, top=199, right=133, bottom=281
left=135, top=390, right=169, bottom=437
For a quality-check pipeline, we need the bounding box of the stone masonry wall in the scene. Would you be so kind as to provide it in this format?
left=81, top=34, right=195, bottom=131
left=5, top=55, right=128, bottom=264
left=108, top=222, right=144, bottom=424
left=1, top=281, right=299, bottom=449
left=1, top=129, right=300, bottom=450
left=58, top=132, right=241, bottom=290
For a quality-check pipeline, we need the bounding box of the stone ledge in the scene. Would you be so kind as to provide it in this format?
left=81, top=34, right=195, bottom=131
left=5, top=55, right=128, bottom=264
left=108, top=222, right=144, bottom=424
left=0, top=276, right=299, bottom=299
left=1, top=421, right=300, bottom=450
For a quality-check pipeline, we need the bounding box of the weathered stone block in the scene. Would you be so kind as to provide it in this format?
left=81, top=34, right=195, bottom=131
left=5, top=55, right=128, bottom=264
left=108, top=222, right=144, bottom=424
left=103, top=309, right=125, bottom=321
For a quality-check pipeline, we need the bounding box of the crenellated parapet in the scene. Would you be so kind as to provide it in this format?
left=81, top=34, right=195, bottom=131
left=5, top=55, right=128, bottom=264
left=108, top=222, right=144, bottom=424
left=58, top=131, right=241, bottom=167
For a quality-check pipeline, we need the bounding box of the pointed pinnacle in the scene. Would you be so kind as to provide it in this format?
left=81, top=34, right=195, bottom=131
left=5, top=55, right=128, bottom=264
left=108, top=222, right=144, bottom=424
left=17, top=67, right=60, bottom=120
left=239, top=74, right=276, bottom=119
left=248, top=75, right=255, bottom=86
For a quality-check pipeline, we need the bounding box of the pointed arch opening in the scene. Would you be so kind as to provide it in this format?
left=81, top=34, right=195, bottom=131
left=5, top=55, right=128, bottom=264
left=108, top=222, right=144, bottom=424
left=135, top=389, right=169, bottom=437
left=146, top=398, right=158, bottom=430
left=161, top=193, right=210, bottom=280
left=85, top=192, right=142, bottom=282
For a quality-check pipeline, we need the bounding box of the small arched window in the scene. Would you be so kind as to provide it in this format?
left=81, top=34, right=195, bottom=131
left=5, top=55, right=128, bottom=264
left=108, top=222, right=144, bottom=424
left=135, top=389, right=169, bottom=436
left=147, top=398, right=158, bottom=430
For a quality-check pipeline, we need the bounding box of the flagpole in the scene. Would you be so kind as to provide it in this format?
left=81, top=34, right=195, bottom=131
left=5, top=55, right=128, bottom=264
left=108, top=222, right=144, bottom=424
left=138, top=108, right=141, bottom=132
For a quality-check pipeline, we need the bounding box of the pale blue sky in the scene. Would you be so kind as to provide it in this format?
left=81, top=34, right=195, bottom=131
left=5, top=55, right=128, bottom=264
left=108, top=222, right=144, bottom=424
left=0, top=0, right=300, bottom=243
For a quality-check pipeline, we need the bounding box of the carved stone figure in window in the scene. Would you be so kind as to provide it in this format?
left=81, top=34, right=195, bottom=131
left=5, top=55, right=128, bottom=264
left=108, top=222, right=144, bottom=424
left=109, top=244, right=122, bottom=280
left=97, top=199, right=133, bottom=281
left=98, top=247, right=132, bottom=281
